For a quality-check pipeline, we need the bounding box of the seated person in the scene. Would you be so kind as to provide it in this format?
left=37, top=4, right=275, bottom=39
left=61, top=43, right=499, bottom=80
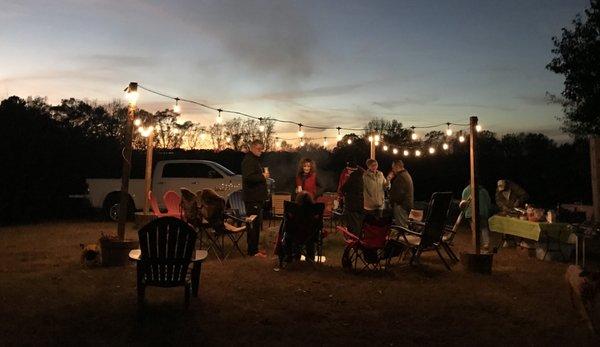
left=495, top=179, right=529, bottom=213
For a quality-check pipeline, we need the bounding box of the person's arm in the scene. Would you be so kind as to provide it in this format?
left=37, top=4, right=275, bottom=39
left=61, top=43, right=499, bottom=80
left=241, top=158, right=265, bottom=184
left=315, top=175, right=324, bottom=198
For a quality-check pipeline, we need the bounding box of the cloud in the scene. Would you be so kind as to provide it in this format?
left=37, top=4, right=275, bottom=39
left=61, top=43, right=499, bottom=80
left=77, top=54, right=156, bottom=68
left=513, top=93, right=553, bottom=106
left=253, top=83, right=366, bottom=101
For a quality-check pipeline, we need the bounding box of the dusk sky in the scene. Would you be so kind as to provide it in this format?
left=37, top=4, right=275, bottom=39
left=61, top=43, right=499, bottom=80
left=0, top=0, right=591, bottom=142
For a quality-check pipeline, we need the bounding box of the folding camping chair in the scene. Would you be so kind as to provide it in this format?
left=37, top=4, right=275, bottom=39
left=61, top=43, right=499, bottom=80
left=338, top=215, right=401, bottom=272
left=275, top=200, right=325, bottom=267
left=226, top=189, right=246, bottom=218
left=201, top=210, right=255, bottom=262
left=391, top=192, right=453, bottom=270
left=269, top=192, right=292, bottom=227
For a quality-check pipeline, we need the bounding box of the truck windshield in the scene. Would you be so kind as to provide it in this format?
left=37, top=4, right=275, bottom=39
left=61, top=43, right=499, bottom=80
left=213, top=163, right=236, bottom=176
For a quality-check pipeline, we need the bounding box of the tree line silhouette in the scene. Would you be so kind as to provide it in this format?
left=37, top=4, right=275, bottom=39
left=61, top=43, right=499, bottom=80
left=0, top=96, right=592, bottom=225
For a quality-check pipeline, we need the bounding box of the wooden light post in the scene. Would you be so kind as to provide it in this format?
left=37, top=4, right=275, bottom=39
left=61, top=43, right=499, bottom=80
left=142, top=130, right=154, bottom=214
left=469, top=116, right=481, bottom=255
left=117, top=82, right=138, bottom=241
left=370, top=133, right=376, bottom=160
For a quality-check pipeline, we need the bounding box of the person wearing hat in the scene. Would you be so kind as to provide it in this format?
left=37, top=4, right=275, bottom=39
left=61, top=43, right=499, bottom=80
left=495, top=179, right=529, bottom=213
left=340, top=160, right=365, bottom=237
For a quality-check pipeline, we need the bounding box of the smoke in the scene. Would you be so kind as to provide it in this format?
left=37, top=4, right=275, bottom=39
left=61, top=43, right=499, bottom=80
left=191, top=0, right=316, bottom=83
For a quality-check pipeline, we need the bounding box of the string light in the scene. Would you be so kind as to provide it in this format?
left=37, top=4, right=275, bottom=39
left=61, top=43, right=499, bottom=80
left=299, top=138, right=305, bottom=146
left=275, top=137, right=282, bottom=148
left=297, top=124, right=304, bottom=138
left=459, top=135, right=466, bottom=143
left=199, top=131, right=207, bottom=140
left=347, top=138, right=352, bottom=145
left=374, top=134, right=381, bottom=142
left=173, top=98, right=181, bottom=113
left=368, top=135, right=373, bottom=142
left=410, top=127, right=418, bottom=141
left=374, top=141, right=380, bottom=147
left=428, top=147, right=435, bottom=154
left=383, top=145, right=388, bottom=151
left=124, top=83, right=139, bottom=105
left=392, top=148, right=398, bottom=154
left=336, top=127, right=343, bottom=141
left=323, top=137, right=328, bottom=146
left=403, top=150, right=410, bottom=156
left=133, top=118, right=142, bottom=127
left=216, top=109, right=223, bottom=124
left=138, top=125, right=154, bottom=138
left=476, top=124, right=482, bottom=132
left=415, top=149, right=422, bottom=157
left=445, top=123, right=453, bottom=136
left=442, top=143, right=449, bottom=150
left=258, top=117, right=265, bottom=132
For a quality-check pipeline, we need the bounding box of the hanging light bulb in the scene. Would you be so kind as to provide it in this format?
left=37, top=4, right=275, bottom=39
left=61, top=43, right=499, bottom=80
left=199, top=131, right=207, bottom=140
left=445, top=123, right=453, bottom=136
left=347, top=138, right=352, bottom=145
left=216, top=109, right=223, bottom=124
left=476, top=124, right=482, bottom=132
left=392, top=148, right=398, bottom=155
left=429, top=147, right=436, bottom=154
left=300, top=138, right=305, bottom=146
left=133, top=118, right=142, bottom=127
left=442, top=143, right=449, bottom=150
left=459, top=135, right=466, bottom=143
left=383, top=145, right=388, bottom=151
left=275, top=137, right=282, bottom=148
left=374, top=134, right=381, bottom=142
left=403, top=149, right=410, bottom=156
left=173, top=98, right=181, bottom=113
left=258, top=117, right=265, bottom=132
left=124, top=83, right=139, bottom=105
left=296, top=124, right=304, bottom=138
left=336, top=127, right=343, bottom=141
left=415, top=149, right=422, bottom=157
left=368, top=135, right=373, bottom=142
left=411, top=126, right=418, bottom=141
left=323, top=137, right=328, bottom=146
left=374, top=141, right=380, bottom=147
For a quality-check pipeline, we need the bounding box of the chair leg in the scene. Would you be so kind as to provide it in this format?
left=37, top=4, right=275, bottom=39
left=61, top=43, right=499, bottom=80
left=136, top=264, right=145, bottom=307
left=442, top=243, right=459, bottom=262
left=184, top=283, right=191, bottom=309
left=191, top=262, right=202, bottom=297
left=435, top=247, right=452, bottom=271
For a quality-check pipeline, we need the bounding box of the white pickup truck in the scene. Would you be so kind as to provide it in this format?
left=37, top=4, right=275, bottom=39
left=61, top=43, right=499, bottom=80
left=87, top=160, right=243, bottom=220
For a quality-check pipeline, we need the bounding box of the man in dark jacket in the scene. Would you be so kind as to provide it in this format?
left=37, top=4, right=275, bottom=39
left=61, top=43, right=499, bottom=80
left=340, top=160, right=364, bottom=237
left=387, top=160, right=414, bottom=227
left=496, top=179, right=529, bottom=213
left=242, top=139, right=269, bottom=256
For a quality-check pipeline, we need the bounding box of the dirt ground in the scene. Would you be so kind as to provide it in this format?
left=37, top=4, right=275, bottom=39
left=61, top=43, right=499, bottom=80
left=0, top=220, right=597, bottom=346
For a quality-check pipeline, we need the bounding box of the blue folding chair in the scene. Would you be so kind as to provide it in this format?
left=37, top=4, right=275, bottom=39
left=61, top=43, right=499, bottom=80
left=226, top=190, right=246, bottom=218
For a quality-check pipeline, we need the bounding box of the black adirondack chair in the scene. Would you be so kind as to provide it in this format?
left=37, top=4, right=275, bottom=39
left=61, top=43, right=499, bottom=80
left=391, top=192, right=453, bottom=270
left=129, top=217, right=208, bottom=309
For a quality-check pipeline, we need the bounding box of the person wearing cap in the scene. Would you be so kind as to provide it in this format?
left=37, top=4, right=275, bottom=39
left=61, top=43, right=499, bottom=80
left=340, top=160, right=364, bottom=237
left=363, top=159, right=388, bottom=217
left=495, top=179, right=529, bottom=213
left=387, top=160, right=413, bottom=227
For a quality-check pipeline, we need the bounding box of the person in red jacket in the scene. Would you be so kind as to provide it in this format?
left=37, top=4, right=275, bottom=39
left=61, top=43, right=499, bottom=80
left=295, top=158, right=322, bottom=199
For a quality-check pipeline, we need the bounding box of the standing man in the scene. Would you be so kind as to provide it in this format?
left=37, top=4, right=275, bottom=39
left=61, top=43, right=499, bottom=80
left=387, top=160, right=414, bottom=227
left=495, top=179, right=529, bottom=213
left=363, top=159, right=387, bottom=217
left=340, top=160, right=364, bottom=237
left=242, top=139, right=269, bottom=257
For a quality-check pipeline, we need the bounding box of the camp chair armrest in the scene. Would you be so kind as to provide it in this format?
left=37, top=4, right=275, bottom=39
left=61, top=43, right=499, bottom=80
left=391, top=225, right=422, bottom=236
left=224, top=212, right=246, bottom=224
left=129, top=249, right=141, bottom=261
left=191, top=250, right=208, bottom=262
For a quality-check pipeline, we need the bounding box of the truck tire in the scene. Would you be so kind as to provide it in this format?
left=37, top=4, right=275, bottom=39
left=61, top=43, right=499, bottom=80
left=103, top=192, right=135, bottom=221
